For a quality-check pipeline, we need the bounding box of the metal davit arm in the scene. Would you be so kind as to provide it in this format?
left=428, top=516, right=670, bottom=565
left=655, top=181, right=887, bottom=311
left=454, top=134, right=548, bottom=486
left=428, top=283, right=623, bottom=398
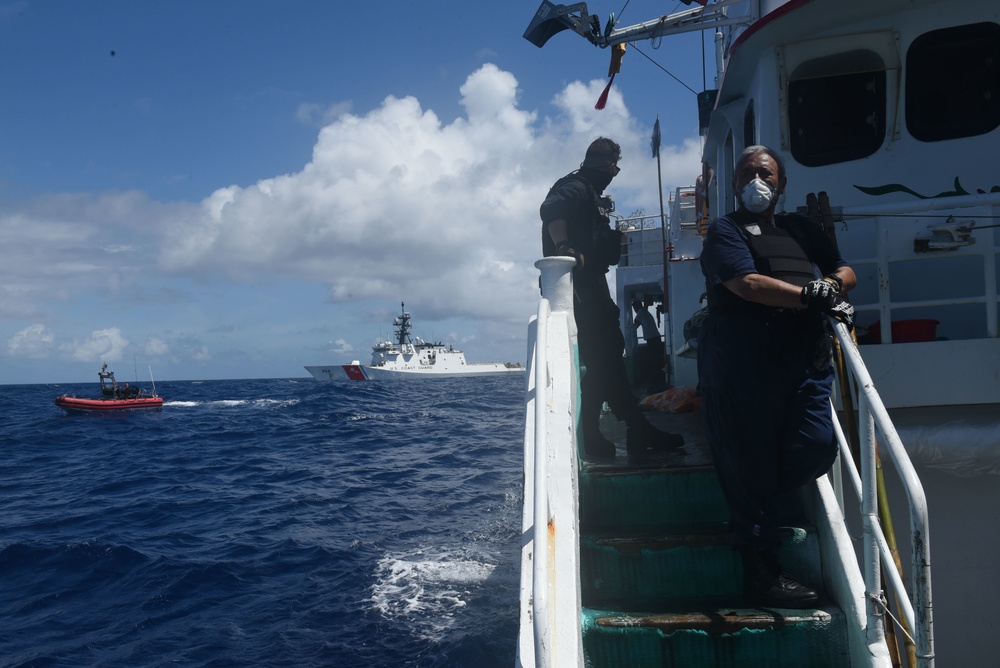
left=523, top=0, right=751, bottom=49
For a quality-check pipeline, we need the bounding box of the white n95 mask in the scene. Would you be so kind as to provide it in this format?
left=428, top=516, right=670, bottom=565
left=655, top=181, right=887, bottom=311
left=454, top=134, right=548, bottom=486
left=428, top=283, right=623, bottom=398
left=740, top=178, right=775, bottom=213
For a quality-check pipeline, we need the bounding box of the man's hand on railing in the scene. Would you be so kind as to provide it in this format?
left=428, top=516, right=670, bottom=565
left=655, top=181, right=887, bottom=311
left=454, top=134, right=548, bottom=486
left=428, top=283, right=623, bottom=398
left=825, top=296, right=854, bottom=330
left=555, top=240, right=584, bottom=267
left=800, top=279, right=853, bottom=329
left=801, top=277, right=840, bottom=307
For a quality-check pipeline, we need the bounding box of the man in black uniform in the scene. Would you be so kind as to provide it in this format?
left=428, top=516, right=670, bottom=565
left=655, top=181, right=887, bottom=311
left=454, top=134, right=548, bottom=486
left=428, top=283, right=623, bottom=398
left=540, top=137, right=683, bottom=461
left=698, top=145, right=855, bottom=607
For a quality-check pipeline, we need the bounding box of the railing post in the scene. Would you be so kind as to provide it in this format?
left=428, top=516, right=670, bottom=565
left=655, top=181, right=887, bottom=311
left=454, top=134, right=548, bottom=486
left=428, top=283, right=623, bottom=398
left=530, top=256, right=580, bottom=668
left=859, top=394, right=885, bottom=648
left=536, top=257, right=576, bottom=317
left=531, top=297, right=551, bottom=667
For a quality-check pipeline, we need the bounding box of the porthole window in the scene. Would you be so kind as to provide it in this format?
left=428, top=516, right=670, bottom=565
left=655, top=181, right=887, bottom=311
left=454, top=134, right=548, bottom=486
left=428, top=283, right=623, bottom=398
left=906, top=22, right=1000, bottom=142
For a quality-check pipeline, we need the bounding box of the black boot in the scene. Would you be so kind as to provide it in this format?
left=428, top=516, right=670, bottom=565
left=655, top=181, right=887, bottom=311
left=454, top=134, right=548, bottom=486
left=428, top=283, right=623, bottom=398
left=582, top=429, right=616, bottom=460
left=625, top=419, right=684, bottom=462
left=739, top=545, right=819, bottom=609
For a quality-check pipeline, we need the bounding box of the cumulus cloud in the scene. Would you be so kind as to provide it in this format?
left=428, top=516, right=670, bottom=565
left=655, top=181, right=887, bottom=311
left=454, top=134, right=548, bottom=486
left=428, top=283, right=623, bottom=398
left=8, top=324, right=54, bottom=358
left=62, top=327, right=130, bottom=363
left=331, top=338, right=354, bottom=354
left=145, top=337, right=169, bottom=357
left=0, top=63, right=701, bottom=373
left=157, top=64, right=699, bottom=322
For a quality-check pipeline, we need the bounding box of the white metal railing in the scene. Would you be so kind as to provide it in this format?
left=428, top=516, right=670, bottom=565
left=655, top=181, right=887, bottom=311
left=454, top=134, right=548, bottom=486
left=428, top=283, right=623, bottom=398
left=517, top=257, right=584, bottom=668
left=531, top=295, right=551, bottom=664
left=832, top=191, right=1000, bottom=342
left=830, top=320, right=935, bottom=667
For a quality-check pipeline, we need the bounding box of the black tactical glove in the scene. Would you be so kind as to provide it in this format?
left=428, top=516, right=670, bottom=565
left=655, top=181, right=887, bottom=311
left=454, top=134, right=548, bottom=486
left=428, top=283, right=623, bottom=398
left=555, top=240, right=584, bottom=267
left=800, top=276, right=840, bottom=310
left=825, top=295, right=854, bottom=330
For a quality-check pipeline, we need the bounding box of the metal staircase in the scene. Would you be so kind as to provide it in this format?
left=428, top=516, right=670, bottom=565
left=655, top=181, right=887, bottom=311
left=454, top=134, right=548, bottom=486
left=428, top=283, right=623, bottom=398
left=517, top=257, right=933, bottom=667
left=577, top=459, right=851, bottom=666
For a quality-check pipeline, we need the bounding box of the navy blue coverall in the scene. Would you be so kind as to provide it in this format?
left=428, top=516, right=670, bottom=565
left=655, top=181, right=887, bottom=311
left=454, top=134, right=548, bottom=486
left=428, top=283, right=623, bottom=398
left=698, top=211, right=845, bottom=548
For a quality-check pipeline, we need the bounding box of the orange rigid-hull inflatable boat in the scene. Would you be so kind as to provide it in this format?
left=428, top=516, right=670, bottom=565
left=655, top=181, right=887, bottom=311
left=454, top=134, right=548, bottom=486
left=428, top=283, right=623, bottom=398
left=55, top=395, right=164, bottom=413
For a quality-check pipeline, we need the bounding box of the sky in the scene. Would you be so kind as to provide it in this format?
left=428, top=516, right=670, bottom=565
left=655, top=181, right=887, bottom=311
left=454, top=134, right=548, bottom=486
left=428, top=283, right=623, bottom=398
left=0, top=0, right=714, bottom=384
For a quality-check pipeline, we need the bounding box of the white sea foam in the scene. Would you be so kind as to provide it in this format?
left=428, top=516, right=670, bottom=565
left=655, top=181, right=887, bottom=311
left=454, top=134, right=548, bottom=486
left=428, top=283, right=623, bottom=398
left=162, top=398, right=300, bottom=410
left=369, top=547, right=496, bottom=639
left=251, top=398, right=299, bottom=409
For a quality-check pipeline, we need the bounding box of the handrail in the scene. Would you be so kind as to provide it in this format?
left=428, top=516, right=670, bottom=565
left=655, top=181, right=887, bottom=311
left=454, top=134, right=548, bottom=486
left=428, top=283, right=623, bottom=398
left=830, top=320, right=935, bottom=667
left=532, top=297, right=551, bottom=665
left=517, top=256, right=583, bottom=668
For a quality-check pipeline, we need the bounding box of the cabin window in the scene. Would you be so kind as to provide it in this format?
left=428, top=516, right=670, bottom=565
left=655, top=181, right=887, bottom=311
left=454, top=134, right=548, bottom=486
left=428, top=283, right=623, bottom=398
left=787, top=50, right=886, bottom=166
left=906, top=22, right=1000, bottom=142
left=743, top=100, right=756, bottom=148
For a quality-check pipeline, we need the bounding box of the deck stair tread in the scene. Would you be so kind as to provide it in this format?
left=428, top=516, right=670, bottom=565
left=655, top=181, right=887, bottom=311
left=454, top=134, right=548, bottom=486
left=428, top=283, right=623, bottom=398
left=585, top=521, right=815, bottom=544
left=587, top=605, right=844, bottom=633
left=581, top=524, right=821, bottom=601
left=583, top=461, right=715, bottom=475
left=580, top=466, right=805, bottom=527
left=581, top=605, right=851, bottom=667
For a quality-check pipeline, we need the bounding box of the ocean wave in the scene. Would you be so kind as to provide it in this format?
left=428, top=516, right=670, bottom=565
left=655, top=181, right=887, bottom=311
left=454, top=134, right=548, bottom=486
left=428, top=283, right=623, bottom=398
left=162, top=398, right=301, bottom=410
left=1, top=376, right=524, bottom=667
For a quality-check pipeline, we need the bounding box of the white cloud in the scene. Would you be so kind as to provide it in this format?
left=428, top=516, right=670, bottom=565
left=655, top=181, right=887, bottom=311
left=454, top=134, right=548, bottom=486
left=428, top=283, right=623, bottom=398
left=296, top=101, right=353, bottom=127
left=331, top=338, right=354, bottom=354
left=156, top=64, right=698, bottom=323
left=145, top=337, right=169, bottom=356
left=8, top=324, right=54, bottom=359
left=0, top=190, right=169, bottom=320
left=62, top=327, right=130, bottom=363
left=0, top=63, right=701, bottom=378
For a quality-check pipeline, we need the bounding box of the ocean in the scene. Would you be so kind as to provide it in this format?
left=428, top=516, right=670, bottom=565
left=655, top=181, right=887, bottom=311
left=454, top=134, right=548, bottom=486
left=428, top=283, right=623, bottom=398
left=0, top=375, right=525, bottom=667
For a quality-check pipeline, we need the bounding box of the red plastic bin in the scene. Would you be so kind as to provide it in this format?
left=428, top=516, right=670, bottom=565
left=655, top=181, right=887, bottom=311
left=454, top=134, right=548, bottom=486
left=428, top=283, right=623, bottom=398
left=866, top=319, right=939, bottom=343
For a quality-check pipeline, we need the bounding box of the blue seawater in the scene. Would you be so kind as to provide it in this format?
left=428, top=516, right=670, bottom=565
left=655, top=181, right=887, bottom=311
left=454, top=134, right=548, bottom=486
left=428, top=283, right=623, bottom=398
left=0, top=376, right=525, bottom=667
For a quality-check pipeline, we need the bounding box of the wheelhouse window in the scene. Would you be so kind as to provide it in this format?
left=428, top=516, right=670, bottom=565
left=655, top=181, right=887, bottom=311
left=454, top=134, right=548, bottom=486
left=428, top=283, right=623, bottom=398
left=906, top=22, right=1000, bottom=142
left=788, top=50, right=886, bottom=166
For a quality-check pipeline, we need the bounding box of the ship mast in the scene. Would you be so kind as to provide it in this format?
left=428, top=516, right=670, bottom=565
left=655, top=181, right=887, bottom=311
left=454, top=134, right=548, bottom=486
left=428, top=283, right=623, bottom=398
left=393, top=302, right=413, bottom=348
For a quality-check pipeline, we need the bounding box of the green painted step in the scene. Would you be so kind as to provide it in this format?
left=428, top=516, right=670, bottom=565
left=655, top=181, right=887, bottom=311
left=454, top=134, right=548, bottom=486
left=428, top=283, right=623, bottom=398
left=581, top=606, right=851, bottom=667
left=579, top=463, right=729, bottom=528
left=580, top=461, right=808, bottom=529
left=581, top=525, right=821, bottom=603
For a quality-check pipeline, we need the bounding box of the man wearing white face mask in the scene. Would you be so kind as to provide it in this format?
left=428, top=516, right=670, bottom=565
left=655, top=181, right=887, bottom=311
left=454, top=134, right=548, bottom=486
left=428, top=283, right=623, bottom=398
left=697, top=145, right=856, bottom=608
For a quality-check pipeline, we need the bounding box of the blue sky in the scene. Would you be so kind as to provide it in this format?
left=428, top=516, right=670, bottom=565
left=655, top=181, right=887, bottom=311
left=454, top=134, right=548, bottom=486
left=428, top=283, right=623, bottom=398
left=1, top=1, right=711, bottom=384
